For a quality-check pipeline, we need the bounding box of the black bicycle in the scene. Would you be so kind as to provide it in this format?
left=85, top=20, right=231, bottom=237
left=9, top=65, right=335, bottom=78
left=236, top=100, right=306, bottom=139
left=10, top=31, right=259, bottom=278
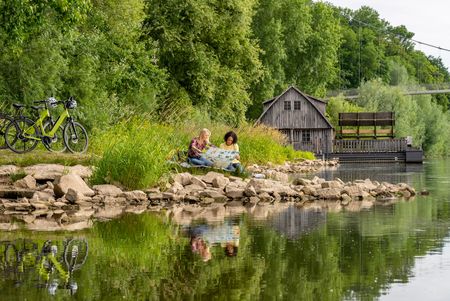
left=0, top=103, right=28, bottom=150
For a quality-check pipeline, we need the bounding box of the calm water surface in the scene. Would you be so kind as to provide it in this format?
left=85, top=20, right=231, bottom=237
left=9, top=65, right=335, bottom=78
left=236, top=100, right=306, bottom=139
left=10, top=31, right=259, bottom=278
left=1, top=160, right=449, bottom=301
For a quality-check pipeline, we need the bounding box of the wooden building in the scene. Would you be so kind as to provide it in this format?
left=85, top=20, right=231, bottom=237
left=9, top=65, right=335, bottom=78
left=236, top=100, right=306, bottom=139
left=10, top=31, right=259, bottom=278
left=256, top=86, right=334, bottom=154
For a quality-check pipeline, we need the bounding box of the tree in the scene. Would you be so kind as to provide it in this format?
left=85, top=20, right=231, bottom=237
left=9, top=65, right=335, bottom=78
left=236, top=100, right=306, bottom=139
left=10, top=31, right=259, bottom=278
left=143, top=0, right=262, bottom=125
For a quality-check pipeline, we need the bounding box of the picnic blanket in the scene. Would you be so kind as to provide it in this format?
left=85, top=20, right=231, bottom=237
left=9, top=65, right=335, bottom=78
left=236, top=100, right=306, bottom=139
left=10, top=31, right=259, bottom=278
left=202, top=147, right=239, bottom=168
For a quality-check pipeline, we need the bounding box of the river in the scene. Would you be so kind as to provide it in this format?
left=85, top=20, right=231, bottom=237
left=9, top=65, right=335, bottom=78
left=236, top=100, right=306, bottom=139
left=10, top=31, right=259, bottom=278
left=0, top=160, right=449, bottom=300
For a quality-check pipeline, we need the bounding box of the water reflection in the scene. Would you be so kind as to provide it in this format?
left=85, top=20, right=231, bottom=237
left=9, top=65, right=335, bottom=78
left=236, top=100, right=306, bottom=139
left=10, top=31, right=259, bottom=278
left=0, top=238, right=88, bottom=297
left=268, top=206, right=327, bottom=240
left=0, top=160, right=448, bottom=300
left=317, top=163, right=424, bottom=184
left=186, top=221, right=240, bottom=261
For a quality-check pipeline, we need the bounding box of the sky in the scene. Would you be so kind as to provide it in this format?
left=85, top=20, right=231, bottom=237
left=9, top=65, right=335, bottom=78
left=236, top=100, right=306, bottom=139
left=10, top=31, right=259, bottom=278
left=322, top=0, right=450, bottom=70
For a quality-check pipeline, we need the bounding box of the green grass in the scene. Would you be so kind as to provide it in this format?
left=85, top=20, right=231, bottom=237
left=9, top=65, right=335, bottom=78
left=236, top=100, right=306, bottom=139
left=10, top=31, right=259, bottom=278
left=0, top=149, right=94, bottom=167
left=9, top=169, right=26, bottom=182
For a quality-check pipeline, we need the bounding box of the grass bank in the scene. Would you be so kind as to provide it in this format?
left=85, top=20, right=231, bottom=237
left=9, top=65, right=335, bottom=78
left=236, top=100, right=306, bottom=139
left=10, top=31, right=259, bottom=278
left=89, top=118, right=314, bottom=190
left=0, top=149, right=93, bottom=167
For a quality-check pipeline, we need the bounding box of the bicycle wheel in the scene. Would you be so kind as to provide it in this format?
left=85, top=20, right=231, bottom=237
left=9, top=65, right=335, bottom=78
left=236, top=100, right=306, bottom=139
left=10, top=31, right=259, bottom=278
left=0, top=113, right=14, bottom=150
left=43, top=122, right=66, bottom=153
left=63, top=238, right=88, bottom=272
left=4, top=117, right=39, bottom=153
left=63, top=122, right=88, bottom=153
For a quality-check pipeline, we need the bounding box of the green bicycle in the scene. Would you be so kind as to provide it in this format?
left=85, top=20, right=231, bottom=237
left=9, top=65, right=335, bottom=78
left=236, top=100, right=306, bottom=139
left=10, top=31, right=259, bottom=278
left=4, top=97, right=88, bottom=154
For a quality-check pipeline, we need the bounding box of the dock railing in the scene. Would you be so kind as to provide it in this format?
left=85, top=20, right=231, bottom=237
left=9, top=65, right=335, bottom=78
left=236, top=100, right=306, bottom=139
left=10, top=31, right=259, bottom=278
left=333, top=139, right=407, bottom=153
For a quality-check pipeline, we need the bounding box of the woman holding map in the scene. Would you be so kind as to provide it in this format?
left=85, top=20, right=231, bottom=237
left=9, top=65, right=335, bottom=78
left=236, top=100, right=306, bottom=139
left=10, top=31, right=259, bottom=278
left=220, top=131, right=244, bottom=173
left=187, top=128, right=214, bottom=167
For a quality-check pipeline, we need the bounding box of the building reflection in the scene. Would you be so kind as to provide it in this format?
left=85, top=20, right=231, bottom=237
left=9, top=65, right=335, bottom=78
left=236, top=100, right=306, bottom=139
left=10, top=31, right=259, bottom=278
left=317, top=163, right=423, bottom=184
left=268, top=206, right=327, bottom=240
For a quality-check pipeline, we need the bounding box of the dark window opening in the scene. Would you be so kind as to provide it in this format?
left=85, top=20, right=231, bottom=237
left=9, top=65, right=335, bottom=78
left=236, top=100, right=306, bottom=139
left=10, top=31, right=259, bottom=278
left=284, top=101, right=291, bottom=110
left=302, top=130, right=311, bottom=142
left=294, top=101, right=301, bottom=110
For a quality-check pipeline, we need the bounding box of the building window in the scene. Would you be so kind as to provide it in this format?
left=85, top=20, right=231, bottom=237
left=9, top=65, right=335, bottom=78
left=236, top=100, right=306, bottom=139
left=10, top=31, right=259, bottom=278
left=294, top=101, right=301, bottom=110
left=302, top=130, right=311, bottom=142
left=284, top=101, right=291, bottom=110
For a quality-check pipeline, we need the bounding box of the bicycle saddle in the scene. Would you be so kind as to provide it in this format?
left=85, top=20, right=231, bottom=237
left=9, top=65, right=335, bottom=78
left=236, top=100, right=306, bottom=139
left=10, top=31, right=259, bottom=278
left=31, top=105, right=45, bottom=110
left=13, top=103, right=26, bottom=109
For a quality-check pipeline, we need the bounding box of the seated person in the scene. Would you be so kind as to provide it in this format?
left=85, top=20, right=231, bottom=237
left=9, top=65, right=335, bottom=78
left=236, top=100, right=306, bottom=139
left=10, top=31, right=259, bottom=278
left=188, top=128, right=214, bottom=167
left=219, top=131, right=244, bottom=173
left=190, top=236, right=212, bottom=262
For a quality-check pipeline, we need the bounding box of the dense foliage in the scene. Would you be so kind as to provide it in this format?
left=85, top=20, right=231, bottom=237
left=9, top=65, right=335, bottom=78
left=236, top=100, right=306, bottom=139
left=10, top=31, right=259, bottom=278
left=0, top=0, right=449, bottom=157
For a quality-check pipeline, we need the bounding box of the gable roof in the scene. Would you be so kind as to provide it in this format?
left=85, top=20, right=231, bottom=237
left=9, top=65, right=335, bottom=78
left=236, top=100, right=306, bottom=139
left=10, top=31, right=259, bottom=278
left=255, top=86, right=333, bottom=128
left=262, top=96, right=276, bottom=105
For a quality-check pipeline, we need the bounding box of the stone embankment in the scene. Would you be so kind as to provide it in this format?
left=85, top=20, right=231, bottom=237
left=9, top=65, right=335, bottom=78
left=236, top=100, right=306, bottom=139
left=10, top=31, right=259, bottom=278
left=0, top=163, right=415, bottom=231
left=247, top=159, right=339, bottom=182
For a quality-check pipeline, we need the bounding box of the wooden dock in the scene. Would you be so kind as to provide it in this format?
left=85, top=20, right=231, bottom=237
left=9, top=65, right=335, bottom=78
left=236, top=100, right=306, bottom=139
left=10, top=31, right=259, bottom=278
left=325, top=139, right=423, bottom=163
left=323, top=112, right=423, bottom=163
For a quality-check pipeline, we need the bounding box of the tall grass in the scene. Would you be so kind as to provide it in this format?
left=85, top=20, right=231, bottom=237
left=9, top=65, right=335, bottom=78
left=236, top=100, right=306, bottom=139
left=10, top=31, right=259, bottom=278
left=90, top=118, right=314, bottom=189
left=90, top=118, right=180, bottom=189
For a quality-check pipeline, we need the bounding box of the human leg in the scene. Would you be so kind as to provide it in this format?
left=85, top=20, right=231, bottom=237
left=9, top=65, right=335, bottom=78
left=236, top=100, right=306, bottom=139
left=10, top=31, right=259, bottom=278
left=225, top=163, right=236, bottom=172
left=232, top=163, right=244, bottom=174
left=189, top=157, right=213, bottom=167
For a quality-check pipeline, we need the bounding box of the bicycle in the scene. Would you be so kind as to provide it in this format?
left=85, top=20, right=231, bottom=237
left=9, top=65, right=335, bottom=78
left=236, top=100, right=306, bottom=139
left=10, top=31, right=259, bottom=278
left=37, top=238, right=88, bottom=296
left=0, top=103, right=28, bottom=149
left=4, top=97, right=89, bottom=154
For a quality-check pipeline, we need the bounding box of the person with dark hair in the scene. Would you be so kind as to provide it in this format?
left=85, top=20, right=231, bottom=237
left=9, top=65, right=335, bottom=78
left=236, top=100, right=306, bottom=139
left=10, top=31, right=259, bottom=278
left=220, top=131, right=243, bottom=173
left=224, top=242, right=238, bottom=257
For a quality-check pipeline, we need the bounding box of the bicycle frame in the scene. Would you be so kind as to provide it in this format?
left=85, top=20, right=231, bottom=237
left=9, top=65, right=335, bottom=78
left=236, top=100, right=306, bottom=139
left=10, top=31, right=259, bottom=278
left=23, top=108, right=70, bottom=140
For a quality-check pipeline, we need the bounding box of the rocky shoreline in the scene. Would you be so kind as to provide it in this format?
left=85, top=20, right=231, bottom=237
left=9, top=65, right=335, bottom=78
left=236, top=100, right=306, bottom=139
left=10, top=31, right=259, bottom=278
left=0, top=162, right=416, bottom=231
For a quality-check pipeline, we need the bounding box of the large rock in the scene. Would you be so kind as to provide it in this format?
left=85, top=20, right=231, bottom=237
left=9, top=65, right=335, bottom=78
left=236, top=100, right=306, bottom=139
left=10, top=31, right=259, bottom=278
left=32, top=191, right=55, bottom=202
left=0, top=165, right=19, bottom=177
left=13, top=175, right=37, bottom=189
left=172, top=173, right=193, bottom=186
left=321, top=181, right=342, bottom=189
left=93, top=184, right=123, bottom=197
left=342, top=185, right=364, bottom=199
left=199, top=189, right=228, bottom=202
left=244, top=185, right=257, bottom=197
left=354, top=179, right=377, bottom=191
left=225, top=188, right=245, bottom=199
left=68, top=165, right=92, bottom=179
left=65, top=188, right=84, bottom=204
left=316, top=188, right=341, bottom=200
left=167, top=182, right=184, bottom=194
left=25, top=164, right=65, bottom=181
left=201, top=172, right=225, bottom=184
left=184, top=184, right=207, bottom=195
left=122, top=190, right=147, bottom=202
left=292, top=178, right=312, bottom=186
left=190, top=176, right=207, bottom=189
left=265, top=171, right=289, bottom=183
left=24, top=164, right=92, bottom=181
left=0, top=188, right=35, bottom=199
left=54, top=174, right=95, bottom=198
left=212, top=176, right=230, bottom=189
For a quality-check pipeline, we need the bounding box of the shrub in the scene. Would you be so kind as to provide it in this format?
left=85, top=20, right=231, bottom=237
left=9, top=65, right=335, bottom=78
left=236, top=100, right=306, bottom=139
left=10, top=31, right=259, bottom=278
left=90, top=118, right=178, bottom=189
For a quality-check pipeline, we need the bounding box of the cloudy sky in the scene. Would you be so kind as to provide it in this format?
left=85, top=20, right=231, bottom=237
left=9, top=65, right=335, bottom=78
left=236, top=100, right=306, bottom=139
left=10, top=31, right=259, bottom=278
left=323, top=0, right=450, bottom=70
